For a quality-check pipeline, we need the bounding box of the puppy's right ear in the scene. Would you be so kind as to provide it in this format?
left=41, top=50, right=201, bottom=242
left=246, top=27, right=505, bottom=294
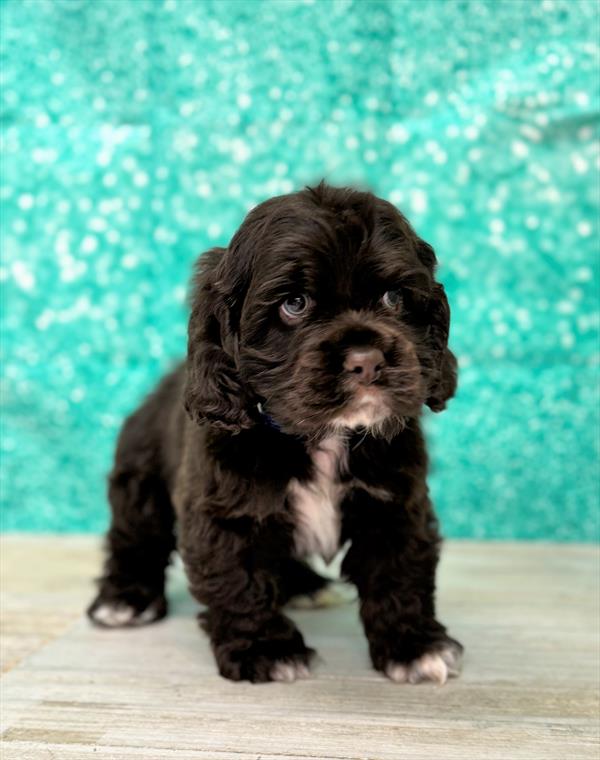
left=184, top=248, right=253, bottom=433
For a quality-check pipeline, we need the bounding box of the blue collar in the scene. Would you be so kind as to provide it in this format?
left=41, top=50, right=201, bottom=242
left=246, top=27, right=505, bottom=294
left=256, top=402, right=283, bottom=432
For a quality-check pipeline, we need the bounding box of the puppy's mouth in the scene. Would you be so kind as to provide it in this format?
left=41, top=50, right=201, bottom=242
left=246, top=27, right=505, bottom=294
left=257, top=371, right=422, bottom=438
left=331, top=385, right=391, bottom=431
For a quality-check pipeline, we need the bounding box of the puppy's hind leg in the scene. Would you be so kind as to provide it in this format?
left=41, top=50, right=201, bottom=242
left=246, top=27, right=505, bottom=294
left=282, top=558, right=356, bottom=610
left=88, top=466, right=176, bottom=628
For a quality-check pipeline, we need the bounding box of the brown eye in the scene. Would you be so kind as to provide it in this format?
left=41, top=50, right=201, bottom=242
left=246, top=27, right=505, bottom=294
left=382, top=290, right=402, bottom=310
left=280, top=294, right=311, bottom=320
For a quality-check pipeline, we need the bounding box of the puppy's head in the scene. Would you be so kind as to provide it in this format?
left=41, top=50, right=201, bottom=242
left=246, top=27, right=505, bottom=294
left=185, top=183, right=456, bottom=437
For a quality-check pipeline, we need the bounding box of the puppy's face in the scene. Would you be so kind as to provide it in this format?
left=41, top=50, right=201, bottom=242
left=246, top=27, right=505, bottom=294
left=226, top=184, right=454, bottom=436
left=186, top=184, right=456, bottom=437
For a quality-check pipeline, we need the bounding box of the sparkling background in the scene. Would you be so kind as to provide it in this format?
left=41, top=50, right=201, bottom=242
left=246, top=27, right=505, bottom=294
left=1, top=0, right=598, bottom=539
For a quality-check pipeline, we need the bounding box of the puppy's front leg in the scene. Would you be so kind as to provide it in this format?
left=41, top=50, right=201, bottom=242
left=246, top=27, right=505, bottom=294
left=342, top=490, right=463, bottom=685
left=180, top=512, right=314, bottom=683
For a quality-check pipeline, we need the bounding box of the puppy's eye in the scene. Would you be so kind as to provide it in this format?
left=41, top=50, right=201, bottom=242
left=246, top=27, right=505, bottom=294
left=280, top=294, right=311, bottom=320
left=382, top=290, right=402, bottom=310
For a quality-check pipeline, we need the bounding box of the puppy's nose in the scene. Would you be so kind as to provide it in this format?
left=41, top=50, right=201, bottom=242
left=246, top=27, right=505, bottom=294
left=344, top=348, right=385, bottom=385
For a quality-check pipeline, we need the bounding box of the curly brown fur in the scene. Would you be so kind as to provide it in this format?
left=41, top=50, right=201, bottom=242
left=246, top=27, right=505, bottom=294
left=88, top=182, right=462, bottom=683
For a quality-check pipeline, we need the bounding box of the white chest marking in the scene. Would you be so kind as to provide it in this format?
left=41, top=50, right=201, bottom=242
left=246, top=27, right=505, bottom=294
left=289, top=436, right=347, bottom=563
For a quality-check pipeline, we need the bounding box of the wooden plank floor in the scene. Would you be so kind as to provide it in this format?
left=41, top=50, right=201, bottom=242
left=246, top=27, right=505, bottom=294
left=1, top=536, right=598, bottom=760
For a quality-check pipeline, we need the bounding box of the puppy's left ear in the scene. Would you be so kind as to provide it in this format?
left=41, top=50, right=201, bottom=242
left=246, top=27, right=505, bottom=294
left=414, top=239, right=457, bottom=411
left=425, top=282, right=457, bottom=412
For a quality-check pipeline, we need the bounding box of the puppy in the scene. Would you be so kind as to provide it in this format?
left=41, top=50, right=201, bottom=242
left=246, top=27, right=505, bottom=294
left=88, top=182, right=463, bottom=685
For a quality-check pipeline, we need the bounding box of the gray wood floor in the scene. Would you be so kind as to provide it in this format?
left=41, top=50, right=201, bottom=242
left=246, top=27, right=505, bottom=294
left=1, top=536, right=598, bottom=759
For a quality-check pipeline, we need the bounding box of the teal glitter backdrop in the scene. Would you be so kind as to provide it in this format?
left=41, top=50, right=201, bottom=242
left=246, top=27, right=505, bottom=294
left=1, top=0, right=598, bottom=539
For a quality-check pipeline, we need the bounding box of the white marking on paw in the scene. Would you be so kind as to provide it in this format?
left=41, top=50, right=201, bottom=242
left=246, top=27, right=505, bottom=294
left=385, top=644, right=462, bottom=686
left=136, top=603, right=162, bottom=624
left=90, top=600, right=162, bottom=628
left=289, top=581, right=357, bottom=609
left=90, top=603, right=138, bottom=627
left=269, top=661, right=311, bottom=683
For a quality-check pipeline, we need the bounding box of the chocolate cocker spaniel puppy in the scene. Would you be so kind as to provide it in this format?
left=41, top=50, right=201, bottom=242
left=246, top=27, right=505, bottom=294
left=88, top=182, right=463, bottom=685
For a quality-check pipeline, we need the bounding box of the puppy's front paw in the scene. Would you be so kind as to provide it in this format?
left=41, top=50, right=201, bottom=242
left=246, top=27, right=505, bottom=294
left=218, top=644, right=315, bottom=684
left=210, top=628, right=315, bottom=684
left=269, top=659, right=312, bottom=682
left=202, top=609, right=315, bottom=683
left=385, top=640, right=463, bottom=685
left=87, top=590, right=167, bottom=628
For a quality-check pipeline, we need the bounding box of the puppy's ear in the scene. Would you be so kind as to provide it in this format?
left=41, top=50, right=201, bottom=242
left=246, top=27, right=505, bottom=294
left=412, top=239, right=457, bottom=412
left=184, top=247, right=253, bottom=433
left=415, top=240, right=437, bottom=271
left=425, top=282, right=457, bottom=413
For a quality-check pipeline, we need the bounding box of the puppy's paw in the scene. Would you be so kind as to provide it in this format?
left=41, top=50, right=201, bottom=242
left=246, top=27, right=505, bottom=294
left=87, top=592, right=167, bottom=628
left=214, top=638, right=314, bottom=683
left=385, top=640, right=463, bottom=686
left=269, top=659, right=311, bottom=682
left=288, top=581, right=357, bottom=610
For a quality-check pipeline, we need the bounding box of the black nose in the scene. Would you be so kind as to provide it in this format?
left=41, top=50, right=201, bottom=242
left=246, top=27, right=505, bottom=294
left=344, top=348, right=385, bottom=385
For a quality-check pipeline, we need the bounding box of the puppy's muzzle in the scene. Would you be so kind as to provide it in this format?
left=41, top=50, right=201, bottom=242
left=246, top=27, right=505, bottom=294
left=343, top=348, right=385, bottom=386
